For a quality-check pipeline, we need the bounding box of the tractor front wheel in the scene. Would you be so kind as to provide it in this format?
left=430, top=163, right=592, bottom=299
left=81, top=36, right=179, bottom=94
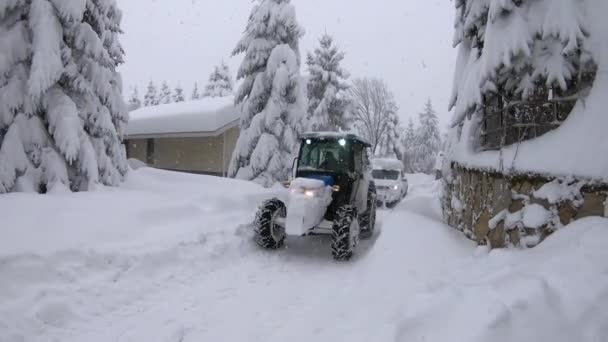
left=331, top=205, right=359, bottom=261
left=254, top=198, right=286, bottom=249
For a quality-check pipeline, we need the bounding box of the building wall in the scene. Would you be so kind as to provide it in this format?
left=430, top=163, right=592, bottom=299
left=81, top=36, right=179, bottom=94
left=125, top=127, right=240, bottom=177
left=222, top=126, right=239, bottom=174
left=442, top=165, right=608, bottom=248
left=126, top=139, right=148, bottom=163
left=153, top=136, right=223, bottom=174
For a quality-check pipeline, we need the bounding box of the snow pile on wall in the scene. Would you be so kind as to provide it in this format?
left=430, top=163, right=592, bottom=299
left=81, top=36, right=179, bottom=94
left=447, top=0, right=608, bottom=182
left=126, top=96, right=238, bottom=136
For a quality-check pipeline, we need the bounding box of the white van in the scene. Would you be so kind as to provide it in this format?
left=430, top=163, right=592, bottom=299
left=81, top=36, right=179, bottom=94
left=371, top=158, right=408, bottom=207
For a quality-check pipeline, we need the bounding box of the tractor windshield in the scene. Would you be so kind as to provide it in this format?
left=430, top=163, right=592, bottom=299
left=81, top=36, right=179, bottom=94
left=298, top=139, right=353, bottom=173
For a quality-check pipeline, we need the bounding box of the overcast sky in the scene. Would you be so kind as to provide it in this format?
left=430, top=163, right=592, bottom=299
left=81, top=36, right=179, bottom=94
left=118, top=0, right=456, bottom=128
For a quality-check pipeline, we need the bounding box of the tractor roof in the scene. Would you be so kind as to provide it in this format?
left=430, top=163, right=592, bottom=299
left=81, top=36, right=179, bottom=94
left=301, top=132, right=371, bottom=147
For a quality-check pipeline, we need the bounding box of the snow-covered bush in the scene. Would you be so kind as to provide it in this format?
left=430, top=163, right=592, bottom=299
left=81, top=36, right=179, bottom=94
left=228, top=0, right=306, bottom=187
left=306, top=34, right=351, bottom=132
left=0, top=0, right=129, bottom=193
left=203, top=62, right=233, bottom=98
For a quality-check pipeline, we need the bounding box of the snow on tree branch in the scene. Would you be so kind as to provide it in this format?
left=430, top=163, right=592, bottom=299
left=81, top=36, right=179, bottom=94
left=228, top=0, right=306, bottom=187
left=0, top=0, right=128, bottom=193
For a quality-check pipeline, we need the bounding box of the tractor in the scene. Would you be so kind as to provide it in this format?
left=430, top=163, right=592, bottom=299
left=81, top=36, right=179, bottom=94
left=253, top=132, right=377, bottom=261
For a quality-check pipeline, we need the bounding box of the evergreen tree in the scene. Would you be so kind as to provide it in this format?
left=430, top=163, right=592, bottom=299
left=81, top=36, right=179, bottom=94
left=450, top=0, right=594, bottom=125
left=401, top=118, right=417, bottom=172
left=191, top=82, right=201, bottom=100
left=173, top=84, right=185, bottom=102
left=228, top=0, right=306, bottom=186
left=0, top=0, right=128, bottom=193
left=158, top=81, right=172, bottom=104
left=378, top=111, right=403, bottom=159
left=203, top=62, right=234, bottom=98
left=306, top=34, right=351, bottom=132
left=414, top=100, right=441, bottom=174
left=128, top=87, right=142, bottom=111
left=143, top=81, right=159, bottom=107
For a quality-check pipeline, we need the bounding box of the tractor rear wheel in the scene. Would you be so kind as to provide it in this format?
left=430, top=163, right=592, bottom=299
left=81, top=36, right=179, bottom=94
left=331, top=205, right=359, bottom=261
left=360, top=185, right=377, bottom=239
left=254, top=198, right=286, bottom=249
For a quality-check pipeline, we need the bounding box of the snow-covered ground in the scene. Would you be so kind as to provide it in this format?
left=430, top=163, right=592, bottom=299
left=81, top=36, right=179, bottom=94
left=1, top=169, right=607, bottom=342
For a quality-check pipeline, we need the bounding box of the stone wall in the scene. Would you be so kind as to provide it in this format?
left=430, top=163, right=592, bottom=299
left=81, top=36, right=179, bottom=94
left=442, top=165, right=608, bottom=248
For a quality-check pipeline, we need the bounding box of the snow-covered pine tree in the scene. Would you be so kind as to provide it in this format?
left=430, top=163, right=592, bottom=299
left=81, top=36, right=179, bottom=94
left=377, top=111, right=403, bottom=159
left=306, top=34, right=351, bottom=132
left=203, top=62, right=234, bottom=98
left=0, top=0, right=129, bottom=193
left=128, top=87, right=141, bottom=111
left=401, top=118, right=417, bottom=172
left=143, top=81, right=159, bottom=107
left=450, top=0, right=595, bottom=128
left=414, top=100, right=441, bottom=174
left=173, top=84, right=185, bottom=102
left=191, top=82, right=201, bottom=100
left=228, top=0, right=306, bottom=186
left=158, top=81, right=172, bottom=104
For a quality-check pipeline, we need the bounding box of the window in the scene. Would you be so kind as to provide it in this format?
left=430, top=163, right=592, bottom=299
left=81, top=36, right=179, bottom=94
left=372, top=170, right=400, bottom=180
left=298, top=140, right=353, bottom=173
left=353, top=144, right=363, bottom=173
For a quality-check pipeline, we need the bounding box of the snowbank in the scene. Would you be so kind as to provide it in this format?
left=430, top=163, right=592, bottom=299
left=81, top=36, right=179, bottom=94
left=0, top=171, right=606, bottom=341
left=396, top=217, right=608, bottom=342
left=0, top=167, right=268, bottom=257
left=126, top=96, right=238, bottom=137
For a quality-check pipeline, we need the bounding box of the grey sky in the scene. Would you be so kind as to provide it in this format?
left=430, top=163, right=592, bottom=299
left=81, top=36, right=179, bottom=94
left=118, top=0, right=456, bottom=128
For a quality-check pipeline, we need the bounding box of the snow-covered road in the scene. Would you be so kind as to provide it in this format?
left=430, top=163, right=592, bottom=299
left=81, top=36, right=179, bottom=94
left=1, top=169, right=607, bottom=342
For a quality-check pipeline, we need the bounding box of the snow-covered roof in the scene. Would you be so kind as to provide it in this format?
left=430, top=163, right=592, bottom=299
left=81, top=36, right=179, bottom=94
left=372, top=158, right=403, bottom=171
left=126, top=96, right=239, bottom=138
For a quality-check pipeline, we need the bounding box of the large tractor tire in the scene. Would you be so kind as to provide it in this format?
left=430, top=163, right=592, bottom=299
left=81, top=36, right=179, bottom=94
left=360, top=185, right=377, bottom=239
left=331, top=205, right=359, bottom=261
left=254, top=198, right=286, bottom=249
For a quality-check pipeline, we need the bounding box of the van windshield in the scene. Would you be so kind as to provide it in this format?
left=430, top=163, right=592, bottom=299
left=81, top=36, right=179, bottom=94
left=372, top=170, right=400, bottom=180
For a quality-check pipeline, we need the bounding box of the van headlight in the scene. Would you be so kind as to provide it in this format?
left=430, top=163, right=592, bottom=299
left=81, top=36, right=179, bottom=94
left=392, top=185, right=399, bottom=190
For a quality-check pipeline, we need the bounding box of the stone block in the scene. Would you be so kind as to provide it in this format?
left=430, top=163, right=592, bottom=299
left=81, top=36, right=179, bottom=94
left=508, top=228, right=521, bottom=247
left=489, top=222, right=506, bottom=248
left=558, top=202, right=576, bottom=226
left=575, top=192, right=606, bottom=219
left=492, top=178, right=511, bottom=214
left=473, top=208, right=490, bottom=242
left=509, top=198, right=524, bottom=213
left=515, top=180, right=535, bottom=196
